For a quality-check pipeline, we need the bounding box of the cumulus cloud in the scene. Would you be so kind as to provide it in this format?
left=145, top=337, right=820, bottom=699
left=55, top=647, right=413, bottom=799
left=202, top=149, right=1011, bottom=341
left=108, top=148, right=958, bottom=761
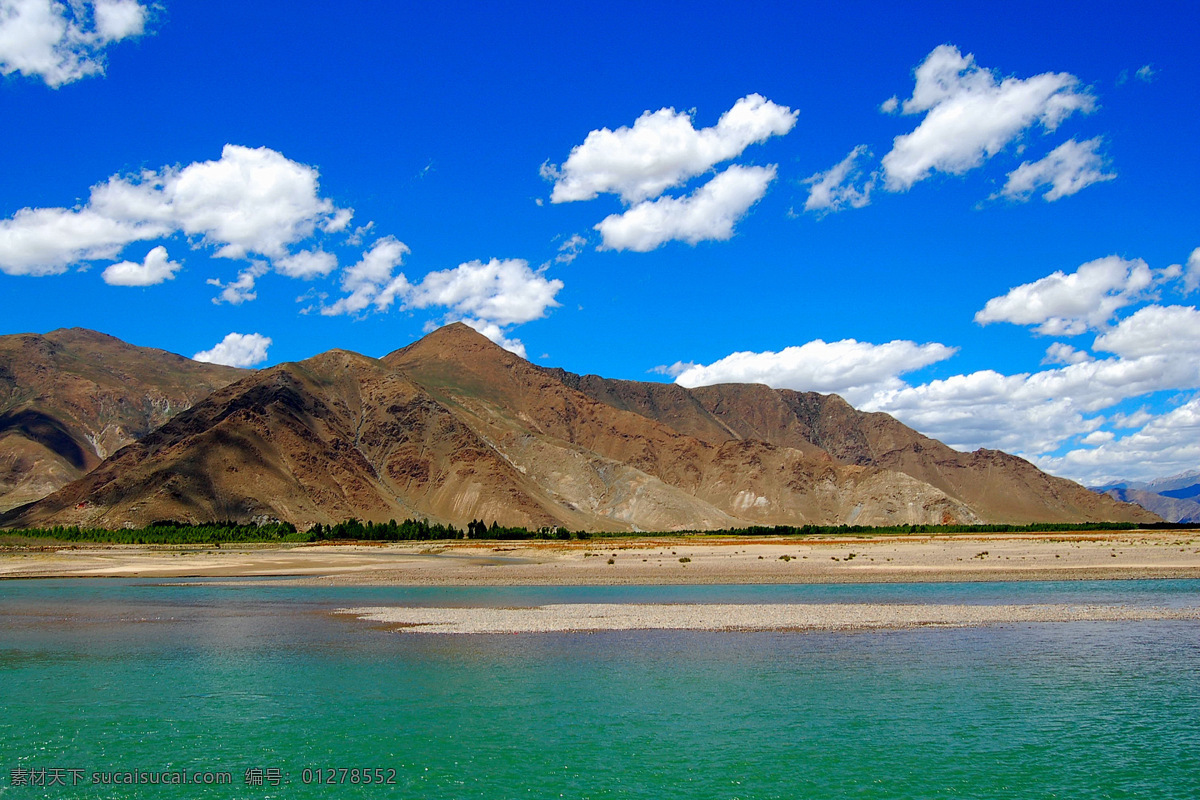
left=0, top=0, right=149, bottom=87
left=0, top=206, right=165, bottom=275
left=1036, top=396, right=1200, bottom=485
left=320, top=237, right=410, bottom=316
left=0, top=145, right=350, bottom=278
left=1135, top=64, right=1156, bottom=83
left=664, top=248, right=1200, bottom=482
left=865, top=342, right=1200, bottom=459
left=595, top=164, right=775, bottom=252
left=1042, top=342, right=1091, bottom=366
left=100, top=245, right=180, bottom=286
left=1080, top=430, right=1114, bottom=446
left=193, top=332, right=272, bottom=368
left=803, top=145, right=874, bottom=213
left=999, top=138, right=1115, bottom=202
left=1184, top=247, right=1200, bottom=294
left=274, top=248, right=337, bottom=279
left=208, top=261, right=267, bottom=306
left=459, top=318, right=529, bottom=359
left=651, top=361, right=697, bottom=378
left=546, top=94, right=796, bottom=204
left=1109, top=409, right=1154, bottom=429
left=882, top=45, right=1095, bottom=191
left=1093, top=305, right=1200, bottom=358
left=673, top=338, right=957, bottom=406
left=974, top=255, right=1154, bottom=335
left=405, top=258, right=563, bottom=326
left=321, top=247, right=564, bottom=354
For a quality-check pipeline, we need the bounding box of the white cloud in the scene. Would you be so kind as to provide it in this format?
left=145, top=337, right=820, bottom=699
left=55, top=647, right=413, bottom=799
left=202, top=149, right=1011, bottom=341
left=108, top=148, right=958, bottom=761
left=1110, top=409, right=1154, bottom=429
left=321, top=246, right=563, bottom=336
left=1135, top=64, right=1156, bottom=83
left=1184, top=247, right=1200, bottom=294
left=323, top=208, right=353, bottom=234
left=595, top=164, right=775, bottom=252
left=555, top=234, right=586, bottom=265
left=1042, top=342, right=1091, bottom=366
left=405, top=257, right=563, bottom=326
left=320, top=237, right=410, bottom=316
left=865, top=370, right=1086, bottom=455
left=546, top=94, right=796, bottom=204
left=1093, top=305, right=1200, bottom=358
left=208, top=261, right=267, bottom=305
left=1080, top=430, right=1115, bottom=446
left=0, top=145, right=350, bottom=277
left=879, top=96, right=899, bottom=114
left=1036, top=396, right=1200, bottom=485
left=673, top=338, right=957, bottom=406
left=460, top=318, right=528, bottom=359
left=882, top=45, right=1094, bottom=191
left=0, top=206, right=167, bottom=275
left=866, top=351, right=1200, bottom=456
left=999, top=138, right=1115, bottom=202
left=274, top=248, right=337, bottom=279
left=803, top=145, right=874, bottom=213
left=651, top=361, right=697, bottom=378
left=100, top=244, right=180, bottom=286
left=974, top=255, right=1154, bottom=335
left=192, top=332, right=272, bottom=368
left=0, top=0, right=149, bottom=87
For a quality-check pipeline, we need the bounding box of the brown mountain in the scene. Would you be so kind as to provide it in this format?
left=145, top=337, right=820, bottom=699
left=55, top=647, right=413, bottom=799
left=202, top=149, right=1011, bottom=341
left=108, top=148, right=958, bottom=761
left=544, top=372, right=1134, bottom=524
left=2, top=324, right=1155, bottom=530
left=0, top=329, right=245, bottom=511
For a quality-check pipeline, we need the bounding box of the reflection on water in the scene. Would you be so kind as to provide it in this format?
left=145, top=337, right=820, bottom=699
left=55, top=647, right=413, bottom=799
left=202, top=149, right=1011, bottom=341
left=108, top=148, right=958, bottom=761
left=1, top=579, right=1198, bottom=798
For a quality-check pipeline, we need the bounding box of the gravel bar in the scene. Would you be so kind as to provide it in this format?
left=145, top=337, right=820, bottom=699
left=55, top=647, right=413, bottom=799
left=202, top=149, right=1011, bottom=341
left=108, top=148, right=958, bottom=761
left=338, top=602, right=1200, bottom=634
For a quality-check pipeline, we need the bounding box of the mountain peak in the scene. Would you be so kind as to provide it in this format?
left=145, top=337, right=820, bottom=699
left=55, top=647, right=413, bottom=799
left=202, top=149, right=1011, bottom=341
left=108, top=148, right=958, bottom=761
left=381, top=323, right=527, bottom=387
left=385, top=322, right=502, bottom=360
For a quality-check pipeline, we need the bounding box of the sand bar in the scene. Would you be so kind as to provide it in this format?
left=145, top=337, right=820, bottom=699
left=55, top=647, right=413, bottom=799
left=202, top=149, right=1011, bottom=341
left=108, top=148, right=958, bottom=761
left=1, top=531, right=1198, bottom=584
left=340, top=602, right=1200, bottom=633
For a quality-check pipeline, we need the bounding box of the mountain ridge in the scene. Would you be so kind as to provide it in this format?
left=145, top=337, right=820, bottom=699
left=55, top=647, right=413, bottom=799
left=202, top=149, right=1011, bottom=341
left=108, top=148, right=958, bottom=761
left=2, top=324, right=1156, bottom=530
left=0, top=328, right=246, bottom=512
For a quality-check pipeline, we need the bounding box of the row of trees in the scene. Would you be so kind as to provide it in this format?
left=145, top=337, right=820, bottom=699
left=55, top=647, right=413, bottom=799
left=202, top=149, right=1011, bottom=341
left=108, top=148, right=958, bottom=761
left=311, top=518, right=586, bottom=541
left=2, top=519, right=1189, bottom=545
left=701, top=521, right=1193, bottom=536
left=1, top=520, right=307, bottom=545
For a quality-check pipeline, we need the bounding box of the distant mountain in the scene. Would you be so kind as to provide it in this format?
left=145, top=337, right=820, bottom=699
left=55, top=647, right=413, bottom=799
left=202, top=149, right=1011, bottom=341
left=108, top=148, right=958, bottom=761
left=3, top=324, right=1157, bottom=531
left=0, top=329, right=246, bottom=512
left=1094, top=470, right=1200, bottom=523
left=1143, top=470, right=1200, bottom=495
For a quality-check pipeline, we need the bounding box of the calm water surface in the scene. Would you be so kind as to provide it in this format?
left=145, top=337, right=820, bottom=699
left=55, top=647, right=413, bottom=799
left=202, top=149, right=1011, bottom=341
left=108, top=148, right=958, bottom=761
left=1, top=579, right=1198, bottom=799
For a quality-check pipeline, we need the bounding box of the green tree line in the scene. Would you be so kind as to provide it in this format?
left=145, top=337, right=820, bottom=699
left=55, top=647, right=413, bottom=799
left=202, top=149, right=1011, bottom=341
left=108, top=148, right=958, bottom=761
left=1, top=518, right=1190, bottom=545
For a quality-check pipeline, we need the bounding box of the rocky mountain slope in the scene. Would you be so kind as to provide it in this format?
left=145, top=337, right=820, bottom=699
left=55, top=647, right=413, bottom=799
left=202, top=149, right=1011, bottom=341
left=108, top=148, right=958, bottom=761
left=1095, top=471, right=1200, bottom=523
left=546, top=371, right=1136, bottom=525
left=0, top=329, right=245, bottom=512
left=3, top=324, right=1155, bottom=531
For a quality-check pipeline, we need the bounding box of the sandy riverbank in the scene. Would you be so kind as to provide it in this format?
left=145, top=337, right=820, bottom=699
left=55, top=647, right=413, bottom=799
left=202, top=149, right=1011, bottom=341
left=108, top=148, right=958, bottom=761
left=2, top=530, right=1198, bottom=584
left=340, top=602, right=1200, bottom=633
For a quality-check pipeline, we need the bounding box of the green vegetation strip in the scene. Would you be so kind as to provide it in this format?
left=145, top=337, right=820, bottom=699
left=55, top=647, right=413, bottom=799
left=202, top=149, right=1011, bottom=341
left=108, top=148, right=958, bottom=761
left=0, top=519, right=1193, bottom=546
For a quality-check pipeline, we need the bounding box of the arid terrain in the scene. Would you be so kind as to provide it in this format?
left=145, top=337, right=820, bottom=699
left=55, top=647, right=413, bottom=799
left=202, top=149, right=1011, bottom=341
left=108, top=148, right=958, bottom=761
left=3, top=530, right=1196, bottom=584
left=1, top=324, right=1155, bottom=532
left=0, top=329, right=245, bottom=512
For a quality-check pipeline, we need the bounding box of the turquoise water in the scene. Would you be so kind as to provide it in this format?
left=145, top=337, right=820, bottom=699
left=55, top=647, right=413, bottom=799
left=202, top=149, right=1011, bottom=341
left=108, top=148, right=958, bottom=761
left=2, top=580, right=1198, bottom=798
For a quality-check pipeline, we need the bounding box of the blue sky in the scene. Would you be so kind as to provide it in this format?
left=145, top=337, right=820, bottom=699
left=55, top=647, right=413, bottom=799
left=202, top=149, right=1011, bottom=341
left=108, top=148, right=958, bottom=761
left=1, top=0, right=1197, bottom=485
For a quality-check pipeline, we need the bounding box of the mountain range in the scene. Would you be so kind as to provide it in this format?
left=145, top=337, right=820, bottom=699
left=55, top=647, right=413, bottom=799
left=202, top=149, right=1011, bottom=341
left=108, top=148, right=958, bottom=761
left=1, top=324, right=1156, bottom=531
left=0, top=329, right=244, bottom=513
left=1093, top=471, right=1200, bottom=524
